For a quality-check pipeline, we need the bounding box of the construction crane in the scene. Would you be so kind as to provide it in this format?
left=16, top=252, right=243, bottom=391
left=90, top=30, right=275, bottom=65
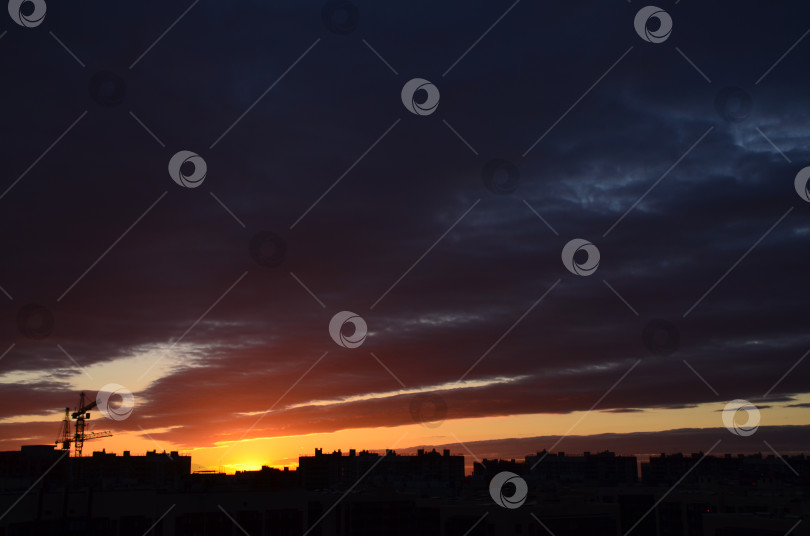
left=56, top=392, right=112, bottom=457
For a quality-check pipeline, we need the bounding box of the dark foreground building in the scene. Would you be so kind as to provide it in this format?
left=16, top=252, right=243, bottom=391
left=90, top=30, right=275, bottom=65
left=0, top=445, right=808, bottom=535
left=298, top=447, right=464, bottom=492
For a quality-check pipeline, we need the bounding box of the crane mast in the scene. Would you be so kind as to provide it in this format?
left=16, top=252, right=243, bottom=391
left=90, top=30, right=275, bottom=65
left=56, top=392, right=112, bottom=457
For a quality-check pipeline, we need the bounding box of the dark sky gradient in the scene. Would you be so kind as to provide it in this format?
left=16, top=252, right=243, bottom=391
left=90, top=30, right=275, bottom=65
left=0, top=0, right=809, bottom=454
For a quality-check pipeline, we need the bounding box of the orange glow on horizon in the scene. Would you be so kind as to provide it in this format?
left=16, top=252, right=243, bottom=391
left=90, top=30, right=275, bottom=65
left=55, top=394, right=810, bottom=475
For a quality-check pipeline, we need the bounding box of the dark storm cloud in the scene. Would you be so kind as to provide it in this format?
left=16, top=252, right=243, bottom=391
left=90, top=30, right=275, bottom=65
left=1, top=0, right=809, bottom=446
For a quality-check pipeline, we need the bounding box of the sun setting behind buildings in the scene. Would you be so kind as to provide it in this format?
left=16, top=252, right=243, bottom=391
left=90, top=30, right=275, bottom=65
left=2, top=0, right=810, bottom=534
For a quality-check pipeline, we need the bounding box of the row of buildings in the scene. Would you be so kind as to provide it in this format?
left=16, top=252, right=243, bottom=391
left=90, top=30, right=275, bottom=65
left=0, top=444, right=807, bottom=535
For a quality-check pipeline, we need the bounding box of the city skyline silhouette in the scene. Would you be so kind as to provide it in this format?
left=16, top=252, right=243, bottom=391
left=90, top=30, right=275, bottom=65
left=2, top=0, right=809, bottom=534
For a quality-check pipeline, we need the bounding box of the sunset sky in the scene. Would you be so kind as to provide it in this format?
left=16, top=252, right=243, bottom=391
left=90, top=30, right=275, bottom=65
left=1, top=0, right=810, bottom=474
